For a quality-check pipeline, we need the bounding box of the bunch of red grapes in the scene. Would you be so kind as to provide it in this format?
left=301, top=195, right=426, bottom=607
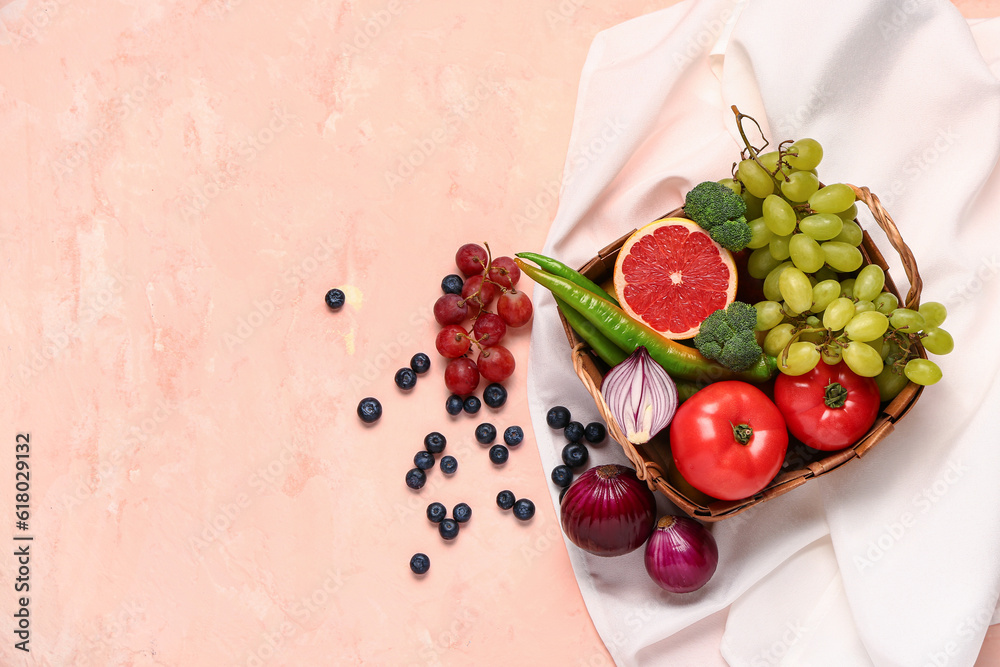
left=434, top=243, right=533, bottom=396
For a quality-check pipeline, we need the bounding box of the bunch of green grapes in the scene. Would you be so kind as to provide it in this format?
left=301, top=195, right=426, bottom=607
left=720, top=136, right=952, bottom=400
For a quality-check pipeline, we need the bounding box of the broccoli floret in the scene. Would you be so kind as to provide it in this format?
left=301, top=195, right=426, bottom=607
left=684, top=181, right=747, bottom=230
left=694, top=301, right=763, bottom=372
left=709, top=217, right=752, bottom=252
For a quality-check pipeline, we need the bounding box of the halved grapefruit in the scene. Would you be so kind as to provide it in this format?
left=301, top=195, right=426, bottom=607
left=613, top=218, right=737, bottom=339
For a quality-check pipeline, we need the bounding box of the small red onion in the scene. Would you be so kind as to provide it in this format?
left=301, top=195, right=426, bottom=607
left=560, top=464, right=656, bottom=557
left=601, top=346, right=677, bottom=444
left=644, top=515, right=718, bottom=593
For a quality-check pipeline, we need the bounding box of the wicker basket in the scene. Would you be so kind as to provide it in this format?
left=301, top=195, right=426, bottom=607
left=559, top=185, right=927, bottom=521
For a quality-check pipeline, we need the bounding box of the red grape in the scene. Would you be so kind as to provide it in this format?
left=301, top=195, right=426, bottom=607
left=456, top=243, right=488, bottom=277
left=436, top=325, right=471, bottom=358
left=488, top=256, right=520, bottom=289
left=433, top=293, right=469, bottom=326
left=462, top=275, right=499, bottom=310
left=445, top=357, right=480, bottom=395
left=472, top=312, right=507, bottom=345
left=477, top=345, right=515, bottom=383
left=498, top=289, right=533, bottom=327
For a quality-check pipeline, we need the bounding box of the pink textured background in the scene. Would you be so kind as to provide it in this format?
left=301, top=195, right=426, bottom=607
left=1, top=0, right=997, bottom=665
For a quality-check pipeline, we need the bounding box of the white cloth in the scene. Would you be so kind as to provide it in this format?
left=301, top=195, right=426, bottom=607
left=525, top=1, right=1000, bottom=665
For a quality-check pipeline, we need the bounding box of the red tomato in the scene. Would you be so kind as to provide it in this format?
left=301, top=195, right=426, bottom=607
left=773, top=362, right=880, bottom=451
left=670, top=381, right=788, bottom=501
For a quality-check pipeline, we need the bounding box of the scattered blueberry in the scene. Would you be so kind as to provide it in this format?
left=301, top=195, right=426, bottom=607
left=546, top=406, right=571, bottom=429
left=325, top=288, right=346, bottom=310
left=475, top=422, right=497, bottom=444
left=483, top=383, right=508, bottom=408
left=357, top=397, right=382, bottom=424
left=496, top=490, right=516, bottom=510
left=424, top=432, right=447, bottom=454
left=410, top=352, right=431, bottom=375
left=562, top=442, right=589, bottom=469
left=426, top=502, right=447, bottom=523
left=394, top=367, right=417, bottom=390
left=584, top=422, right=607, bottom=444
left=441, top=274, right=464, bottom=295
left=503, top=426, right=524, bottom=447
left=559, top=487, right=569, bottom=503
left=414, top=451, right=435, bottom=471
left=463, top=396, right=481, bottom=414
left=439, top=518, right=459, bottom=540
left=445, top=394, right=464, bottom=415
left=405, top=468, right=426, bottom=490
left=440, top=455, right=458, bottom=474
left=512, top=498, right=535, bottom=521
left=564, top=421, right=585, bottom=443
left=410, top=552, right=430, bottom=575
left=453, top=503, right=472, bottom=523
left=489, top=444, right=509, bottom=465
left=551, top=465, right=573, bottom=488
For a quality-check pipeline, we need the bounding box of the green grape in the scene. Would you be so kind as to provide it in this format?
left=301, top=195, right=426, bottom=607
left=853, top=265, right=885, bottom=302
left=747, top=216, right=773, bottom=249
left=763, top=323, right=795, bottom=357
left=875, top=292, right=899, bottom=315
left=808, top=183, right=856, bottom=213
left=788, top=233, right=824, bottom=273
left=837, top=203, right=859, bottom=222
left=854, top=300, right=876, bottom=313
left=779, top=266, right=813, bottom=314
left=831, top=219, right=864, bottom=246
left=780, top=170, right=819, bottom=202
left=823, top=297, right=855, bottom=331
left=918, top=301, right=947, bottom=329
left=800, top=330, right=826, bottom=344
left=904, top=358, right=942, bottom=385
left=719, top=178, right=742, bottom=195
left=798, top=213, right=843, bottom=241
left=889, top=308, right=925, bottom=333
left=785, top=138, right=823, bottom=171
left=805, top=315, right=822, bottom=327
left=822, top=341, right=843, bottom=365
left=811, top=279, right=841, bottom=313
left=864, top=336, right=885, bottom=357
left=762, top=195, right=797, bottom=235
left=842, top=341, right=883, bottom=377
left=813, top=266, right=838, bottom=283
left=769, top=234, right=792, bottom=261
left=821, top=242, right=864, bottom=272
left=921, top=327, right=954, bottom=355
left=875, top=365, right=909, bottom=401
left=754, top=301, right=785, bottom=331
left=758, top=151, right=783, bottom=175
left=839, top=278, right=856, bottom=299
left=744, top=191, right=764, bottom=220
left=781, top=301, right=801, bottom=318
left=845, top=311, right=889, bottom=341
left=780, top=342, right=821, bottom=376
left=762, top=261, right=794, bottom=301
left=738, top=159, right=774, bottom=198
left=882, top=340, right=904, bottom=365
left=748, top=248, right=782, bottom=279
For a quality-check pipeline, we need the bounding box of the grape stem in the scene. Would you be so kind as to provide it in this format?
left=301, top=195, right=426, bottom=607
left=778, top=325, right=826, bottom=370
left=731, top=105, right=789, bottom=188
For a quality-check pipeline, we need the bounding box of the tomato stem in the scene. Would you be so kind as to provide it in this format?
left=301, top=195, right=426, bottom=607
left=824, top=381, right=848, bottom=408
left=730, top=421, right=754, bottom=445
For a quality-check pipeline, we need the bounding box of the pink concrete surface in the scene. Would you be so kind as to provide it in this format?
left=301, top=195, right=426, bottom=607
left=0, top=0, right=997, bottom=665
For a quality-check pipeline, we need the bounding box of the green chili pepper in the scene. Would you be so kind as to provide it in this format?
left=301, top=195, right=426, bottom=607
left=554, top=296, right=627, bottom=366
left=515, top=251, right=619, bottom=306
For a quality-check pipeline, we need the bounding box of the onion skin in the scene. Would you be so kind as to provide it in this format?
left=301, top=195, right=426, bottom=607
left=560, top=464, right=656, bottom=557
left=644, top=515, right=718, bottom=593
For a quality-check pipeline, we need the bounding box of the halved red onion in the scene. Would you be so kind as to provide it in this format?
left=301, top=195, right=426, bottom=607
left=560, top=464, right=656, bottom=557
left=601, top=346, right=677, bottom=444
left=644, top=515, right=718, bottom=593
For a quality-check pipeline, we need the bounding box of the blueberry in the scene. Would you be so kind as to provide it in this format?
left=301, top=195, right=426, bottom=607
left=325, top=288, right=346, bottom=310
left=394, top=367, right=417, bottom=390
left=424, top=432, right=447, bottom=454
left=414, top=451, right=435, bottom=471
left=445, top=394, right=464, bottom=415
left=440, top=455, right=458, bottom=474
left=439, top=518, right=459, bottom=540
left=475, top=422, right=497, bottom=444
left=483, top=383, right=508, bottom=408
left=489, top=444, right=509, bottom=465
left=441, top=274, right=464, bottom=295
left=503, top=426, right=523, bottom=447
left=410, top=552, right=430, bottom=575
left=584, top=422, right=607, bottom=444
left=559, top=486, right=569, bottom=503
left=564, top=421, right=585, bottom=443
left=512, top=498, right=535, bottom=521
left=426, top=502, right=447, bottom=523
left=562, top=442, right=589, bottom=469
left=453, top=502, right=472, bottom=523
left=496, top=490, right=516, bottom=510
left=410, top=352, right=431, bottom=375
left=357, top=397, right=382, bottom=423
left=550, top=464, right=573, bottom=488
left=463, top=396, right=481, bottom=414
left=546, top=406, right=571, bottom=429
left=405, top=468, right=426, bottom=490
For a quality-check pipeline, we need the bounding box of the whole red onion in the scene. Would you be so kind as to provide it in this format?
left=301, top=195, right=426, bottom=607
left=560, top=464, right=656, bottom=557
left=644, top=515, right=718, bottom=593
